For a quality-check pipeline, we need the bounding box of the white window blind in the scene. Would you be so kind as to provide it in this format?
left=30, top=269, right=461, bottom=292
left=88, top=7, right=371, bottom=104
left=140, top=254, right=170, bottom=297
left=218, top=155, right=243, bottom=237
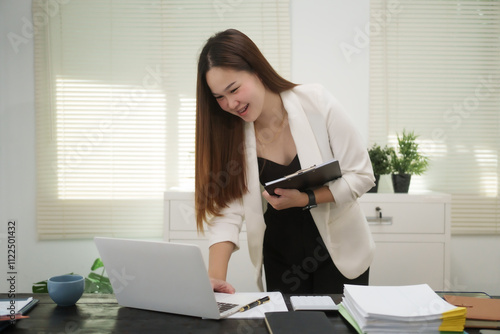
left=370, top=0, right=500, bottom=234
left=33, top=0, right=291, bottom=239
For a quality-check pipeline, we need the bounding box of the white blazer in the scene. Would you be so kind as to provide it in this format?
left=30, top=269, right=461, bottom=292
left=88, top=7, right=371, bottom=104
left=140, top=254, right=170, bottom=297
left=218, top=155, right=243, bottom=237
left=207, top=84, right=376, bottom=291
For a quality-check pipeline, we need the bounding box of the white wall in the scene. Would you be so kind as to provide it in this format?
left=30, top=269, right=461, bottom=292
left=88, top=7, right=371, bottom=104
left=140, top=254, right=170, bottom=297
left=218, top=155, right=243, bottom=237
left=291, top=0, right=370, bottom=142
left=1, top=0, right=499, bottom=295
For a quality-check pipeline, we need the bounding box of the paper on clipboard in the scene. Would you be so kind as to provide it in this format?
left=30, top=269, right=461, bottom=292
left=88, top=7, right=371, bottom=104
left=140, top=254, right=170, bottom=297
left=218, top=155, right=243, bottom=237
left=221, top=292, right=288, bottom=319
left=264, top=158, right=342, bottom=196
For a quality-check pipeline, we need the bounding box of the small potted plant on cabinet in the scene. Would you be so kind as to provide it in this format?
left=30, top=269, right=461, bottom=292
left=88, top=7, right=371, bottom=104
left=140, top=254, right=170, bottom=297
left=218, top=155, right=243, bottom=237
left=390, top=130, right=429, bottom=193
left=367, top=144, right=393, bottom=193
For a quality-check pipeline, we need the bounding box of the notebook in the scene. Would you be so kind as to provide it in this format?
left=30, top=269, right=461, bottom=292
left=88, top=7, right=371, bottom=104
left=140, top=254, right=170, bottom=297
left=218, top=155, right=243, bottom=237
left=265, top=311, right=336, bottom=334
left=0, top=297, right=39, bottom=331
left=94, top=237, right=268, bottom=319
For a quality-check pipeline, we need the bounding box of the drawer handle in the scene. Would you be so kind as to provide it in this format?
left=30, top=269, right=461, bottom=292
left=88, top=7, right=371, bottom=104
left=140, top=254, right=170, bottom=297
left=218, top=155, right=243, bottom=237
left=366, top=216, right=393, bottom=225
left=367, top=206, right=393, bottom=224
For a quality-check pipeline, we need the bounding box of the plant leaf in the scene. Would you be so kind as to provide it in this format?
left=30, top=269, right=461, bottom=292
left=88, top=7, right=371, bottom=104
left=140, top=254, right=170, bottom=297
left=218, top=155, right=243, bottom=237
left=87, top=272, right=111, bottom=284
left=32, top=281, right=48, bottom=293
left=84, top=278, right=99, bottom=293
left=98, top=283, right=114, bottom=294
left=84, top=277, right=113, bottom=294
left=91, top=258, right=105, bottom=271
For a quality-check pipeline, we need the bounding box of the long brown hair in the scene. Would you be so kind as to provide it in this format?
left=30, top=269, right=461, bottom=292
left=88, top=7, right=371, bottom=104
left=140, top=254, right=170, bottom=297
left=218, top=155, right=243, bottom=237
left=195, top=29, right=296, bottom=232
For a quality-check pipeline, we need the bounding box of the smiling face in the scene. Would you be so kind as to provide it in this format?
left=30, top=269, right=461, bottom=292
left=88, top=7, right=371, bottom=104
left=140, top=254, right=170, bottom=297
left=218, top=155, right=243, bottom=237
left=206, top=67, right=267, bottom=123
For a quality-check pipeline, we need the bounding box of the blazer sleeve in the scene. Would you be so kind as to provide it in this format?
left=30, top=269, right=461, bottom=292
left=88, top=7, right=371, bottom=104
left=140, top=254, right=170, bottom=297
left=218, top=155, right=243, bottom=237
left=206, top=199, right=244, bottom=252
left=318, top=86, right=375, bottom=205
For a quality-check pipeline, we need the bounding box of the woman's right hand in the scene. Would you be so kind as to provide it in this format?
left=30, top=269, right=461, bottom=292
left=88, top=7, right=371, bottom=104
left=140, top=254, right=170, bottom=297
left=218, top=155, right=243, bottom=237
left=210, top=278, right=235, bottom=294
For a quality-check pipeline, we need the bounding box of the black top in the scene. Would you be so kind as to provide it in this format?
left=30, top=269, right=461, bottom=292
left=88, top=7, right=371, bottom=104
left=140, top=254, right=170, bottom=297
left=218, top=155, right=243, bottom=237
left=258, top=155, right=331, bottom=292
left=258, top=154, right=315, bottom=264
left=258, top=155, right=301, bottom=187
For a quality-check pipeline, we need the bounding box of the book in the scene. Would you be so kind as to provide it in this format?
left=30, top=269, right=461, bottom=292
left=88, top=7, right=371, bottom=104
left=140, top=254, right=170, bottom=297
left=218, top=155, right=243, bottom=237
left=444, top=295, right=500, bottom=328
left=264, top=311, right=336, bottom=334
left=290, top=296, right=338, bottom=311
left=339, top=284, right=467, bottom=333
left=0, top=297, right=39, bottom=331
left=0, top=297, right=38, bottom=317
left=264, top=158, right=341, bottom=196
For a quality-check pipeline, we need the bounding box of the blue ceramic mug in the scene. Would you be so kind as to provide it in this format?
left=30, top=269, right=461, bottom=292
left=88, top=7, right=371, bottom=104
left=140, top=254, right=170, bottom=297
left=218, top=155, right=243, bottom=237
left=47, top=274, right=85, bottom=306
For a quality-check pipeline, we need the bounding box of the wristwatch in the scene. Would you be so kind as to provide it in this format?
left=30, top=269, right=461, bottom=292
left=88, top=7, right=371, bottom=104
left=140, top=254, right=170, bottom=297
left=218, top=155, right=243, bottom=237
left=303, top=189, right=317, bottom=210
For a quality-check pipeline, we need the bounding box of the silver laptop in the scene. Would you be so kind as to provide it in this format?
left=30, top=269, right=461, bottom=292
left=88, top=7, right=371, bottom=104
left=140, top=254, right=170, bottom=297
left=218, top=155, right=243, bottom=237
left=94, top=237, right=251, bottom=319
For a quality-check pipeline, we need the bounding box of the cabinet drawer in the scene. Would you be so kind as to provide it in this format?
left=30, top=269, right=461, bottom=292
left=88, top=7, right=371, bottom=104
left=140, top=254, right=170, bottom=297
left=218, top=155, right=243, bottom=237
left=360, top=201, right=445, bottom=234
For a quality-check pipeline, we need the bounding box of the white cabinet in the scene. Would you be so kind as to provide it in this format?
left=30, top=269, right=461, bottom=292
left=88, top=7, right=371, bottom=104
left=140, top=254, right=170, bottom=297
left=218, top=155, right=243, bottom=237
left=165, top=191, right=451, bottom=292
left=359, top=193, right=451, bottom=290
left=164, top=191, right=259, bottom=292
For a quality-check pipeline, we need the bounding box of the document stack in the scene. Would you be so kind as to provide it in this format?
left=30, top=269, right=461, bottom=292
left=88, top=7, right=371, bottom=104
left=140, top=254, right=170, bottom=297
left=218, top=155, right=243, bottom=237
left=339, top=284, right=467, bottom=334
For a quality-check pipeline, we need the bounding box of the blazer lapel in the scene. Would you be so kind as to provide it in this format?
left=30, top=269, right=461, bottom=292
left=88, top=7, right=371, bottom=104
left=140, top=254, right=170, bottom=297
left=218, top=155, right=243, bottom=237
left=281, top=89, right=332, bottom=245
left=281, top=89, right=323, bottom=168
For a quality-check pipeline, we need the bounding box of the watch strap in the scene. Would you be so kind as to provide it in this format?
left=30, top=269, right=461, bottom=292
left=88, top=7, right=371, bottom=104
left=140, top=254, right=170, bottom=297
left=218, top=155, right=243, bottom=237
left=303, top=189, right=317, bottom=210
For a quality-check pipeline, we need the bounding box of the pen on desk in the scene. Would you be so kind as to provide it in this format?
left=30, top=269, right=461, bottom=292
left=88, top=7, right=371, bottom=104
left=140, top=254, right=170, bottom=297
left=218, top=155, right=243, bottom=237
left=238, top=296, right=270, bottom=312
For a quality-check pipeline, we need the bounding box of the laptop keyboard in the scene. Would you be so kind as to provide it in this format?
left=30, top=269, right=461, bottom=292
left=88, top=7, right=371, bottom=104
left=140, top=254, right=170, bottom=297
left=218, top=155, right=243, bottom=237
left=217, top=301, right=239, bottom=313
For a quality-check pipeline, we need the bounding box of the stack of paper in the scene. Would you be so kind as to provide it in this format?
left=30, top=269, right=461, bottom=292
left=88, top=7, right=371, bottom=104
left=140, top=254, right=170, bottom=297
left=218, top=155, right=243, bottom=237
left=339, top=284, right=467, bottom=334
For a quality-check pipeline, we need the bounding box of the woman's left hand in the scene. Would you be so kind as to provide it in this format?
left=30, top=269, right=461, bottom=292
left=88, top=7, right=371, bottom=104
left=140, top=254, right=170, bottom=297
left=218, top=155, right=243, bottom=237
left=210, top=278, right=235, bottom=294
left=262, top=188, right=308, bottom=210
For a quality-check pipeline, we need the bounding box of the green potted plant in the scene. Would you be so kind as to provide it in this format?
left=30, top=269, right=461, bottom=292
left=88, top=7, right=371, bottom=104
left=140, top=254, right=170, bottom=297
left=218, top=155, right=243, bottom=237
left=367, top=144, right=393, bottom=193
left=390, top=130, right=429, bottom=193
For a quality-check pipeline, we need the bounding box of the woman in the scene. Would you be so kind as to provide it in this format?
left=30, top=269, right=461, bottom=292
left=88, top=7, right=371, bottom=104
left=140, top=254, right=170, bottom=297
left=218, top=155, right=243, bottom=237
left=195, top=29, right=375, bottom=294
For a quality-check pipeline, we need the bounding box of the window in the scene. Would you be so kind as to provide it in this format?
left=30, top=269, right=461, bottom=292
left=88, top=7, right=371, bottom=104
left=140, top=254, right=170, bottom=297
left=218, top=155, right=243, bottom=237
left=34, top=0, right=291, bottom=239
left=370, top=0, right=500, bottom=233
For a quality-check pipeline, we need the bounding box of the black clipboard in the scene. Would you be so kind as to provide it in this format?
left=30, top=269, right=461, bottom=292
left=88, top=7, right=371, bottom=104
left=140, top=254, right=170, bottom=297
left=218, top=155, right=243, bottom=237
left=264, top=158, right=342, bottom=196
